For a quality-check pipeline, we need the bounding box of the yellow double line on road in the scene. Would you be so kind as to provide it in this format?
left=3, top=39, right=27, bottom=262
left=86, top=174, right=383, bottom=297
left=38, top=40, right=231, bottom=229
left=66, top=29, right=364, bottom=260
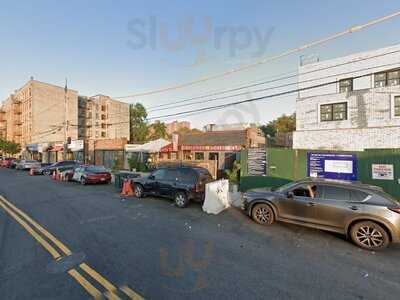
left=0, top=195, right=144, bottom=300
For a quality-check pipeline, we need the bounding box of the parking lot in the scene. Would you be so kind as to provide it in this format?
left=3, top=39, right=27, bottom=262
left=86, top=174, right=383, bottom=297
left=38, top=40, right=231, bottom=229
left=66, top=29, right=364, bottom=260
left=1, top=167, right=400, bottom=300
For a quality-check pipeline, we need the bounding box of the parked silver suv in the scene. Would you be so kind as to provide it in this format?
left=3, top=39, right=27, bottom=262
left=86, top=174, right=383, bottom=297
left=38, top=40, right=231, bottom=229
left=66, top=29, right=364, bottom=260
left=242, top=179, right=400, bottom=250
left=15, top=160, right=41, bottom=170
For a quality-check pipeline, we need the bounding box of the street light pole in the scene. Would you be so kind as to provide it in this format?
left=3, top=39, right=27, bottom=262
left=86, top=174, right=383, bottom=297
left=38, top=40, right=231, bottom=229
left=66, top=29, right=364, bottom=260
left=63, top=78, right=68, bottom=160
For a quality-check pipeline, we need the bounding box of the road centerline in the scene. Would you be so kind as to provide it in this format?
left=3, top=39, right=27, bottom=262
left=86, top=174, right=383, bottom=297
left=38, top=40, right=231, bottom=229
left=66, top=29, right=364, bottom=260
left=0, top=194, right=144, bottom=300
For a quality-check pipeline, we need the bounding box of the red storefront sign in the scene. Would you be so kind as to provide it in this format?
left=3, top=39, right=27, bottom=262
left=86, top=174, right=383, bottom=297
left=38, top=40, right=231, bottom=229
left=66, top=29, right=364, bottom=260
left=160, top=144, right=242, bottom=152
left=181, top=145, right=242, bottom=151
left=49, top=144, right=64, bottom=152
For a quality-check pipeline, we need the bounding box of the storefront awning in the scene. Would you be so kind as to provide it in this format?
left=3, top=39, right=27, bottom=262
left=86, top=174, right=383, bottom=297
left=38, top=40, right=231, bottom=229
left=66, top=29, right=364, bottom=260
left=125, top=139, right=170, bottom=153
left=26, top=143, right=39, bottom=152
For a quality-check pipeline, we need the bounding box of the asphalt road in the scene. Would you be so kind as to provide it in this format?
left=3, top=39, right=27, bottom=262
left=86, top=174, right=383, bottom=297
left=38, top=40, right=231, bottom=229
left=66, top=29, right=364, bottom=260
left=0, top=168, right=400, bottom=300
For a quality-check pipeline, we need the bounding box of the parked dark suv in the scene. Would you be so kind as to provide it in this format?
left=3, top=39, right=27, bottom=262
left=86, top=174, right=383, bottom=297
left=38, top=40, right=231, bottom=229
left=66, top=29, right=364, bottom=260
left=242, top=178, right=400, bottom=251
left=132, top=166, right=214, bottom=208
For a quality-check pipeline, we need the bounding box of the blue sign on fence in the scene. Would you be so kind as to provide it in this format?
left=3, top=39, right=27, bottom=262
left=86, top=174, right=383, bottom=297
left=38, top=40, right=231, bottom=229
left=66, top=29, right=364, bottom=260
left=307, top=152, right=357, bottom=181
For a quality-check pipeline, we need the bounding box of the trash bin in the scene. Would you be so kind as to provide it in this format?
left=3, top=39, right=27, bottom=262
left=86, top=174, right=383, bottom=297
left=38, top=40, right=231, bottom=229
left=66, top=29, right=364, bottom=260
left=114, top=171, right=140, bottom=189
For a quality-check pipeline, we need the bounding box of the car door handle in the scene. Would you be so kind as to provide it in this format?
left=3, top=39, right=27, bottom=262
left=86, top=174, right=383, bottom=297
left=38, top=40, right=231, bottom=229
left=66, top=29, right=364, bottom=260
left=349, top=206, right=359, bottom=211
left=307, top=202, right=316, bottom=207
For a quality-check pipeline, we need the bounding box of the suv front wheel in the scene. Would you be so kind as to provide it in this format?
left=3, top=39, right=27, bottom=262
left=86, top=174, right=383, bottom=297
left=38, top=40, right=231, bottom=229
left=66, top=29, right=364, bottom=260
left=252, top=203, right=275, bottom=225
left=175, top=192, right=189, bottom=208
left=350, top=221, right=389, bottom=250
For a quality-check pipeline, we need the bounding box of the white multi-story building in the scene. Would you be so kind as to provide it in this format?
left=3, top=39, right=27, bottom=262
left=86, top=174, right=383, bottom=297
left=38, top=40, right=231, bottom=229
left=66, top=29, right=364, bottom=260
left=293, top=44, right=400, bottom=151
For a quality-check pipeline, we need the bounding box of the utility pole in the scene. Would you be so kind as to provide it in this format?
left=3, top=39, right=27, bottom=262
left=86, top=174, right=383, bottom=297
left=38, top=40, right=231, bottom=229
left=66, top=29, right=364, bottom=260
left=63, top=78, right=68, bottom=160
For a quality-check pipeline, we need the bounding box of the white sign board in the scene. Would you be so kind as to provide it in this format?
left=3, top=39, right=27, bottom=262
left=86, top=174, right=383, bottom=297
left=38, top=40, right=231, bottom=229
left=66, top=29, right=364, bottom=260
left=372, top=164, right=394, bottom=180
left=324, top=160, right=353, bottom=174
left=68, top=140, right=84, bottom=151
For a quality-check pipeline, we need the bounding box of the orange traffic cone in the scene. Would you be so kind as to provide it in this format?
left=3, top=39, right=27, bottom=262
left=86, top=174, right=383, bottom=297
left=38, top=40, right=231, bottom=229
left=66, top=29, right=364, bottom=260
left=120, top=179, right=135, bottom=197
left=52, top=170, right=57, bottom=180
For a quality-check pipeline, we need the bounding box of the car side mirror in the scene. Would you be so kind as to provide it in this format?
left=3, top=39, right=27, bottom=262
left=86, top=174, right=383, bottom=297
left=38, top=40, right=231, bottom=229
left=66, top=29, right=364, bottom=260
left=149, top=175, right=155, bottom=180
left=287, top=191, right=294, bottom=199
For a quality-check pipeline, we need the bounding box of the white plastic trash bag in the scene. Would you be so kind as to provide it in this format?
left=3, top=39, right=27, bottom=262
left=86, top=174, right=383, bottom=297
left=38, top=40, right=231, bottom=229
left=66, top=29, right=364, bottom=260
left=202, top=179, right=231, bottom=215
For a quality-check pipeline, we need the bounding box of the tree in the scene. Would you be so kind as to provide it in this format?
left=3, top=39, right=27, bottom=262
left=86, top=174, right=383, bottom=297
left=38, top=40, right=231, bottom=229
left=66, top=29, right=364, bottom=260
left=148, top=121, right=168, bottom=140
left=174, top=127, right=203, bottom=135
left=260, top=113, right=296, bottom=147
left=130, top=103, right=149, bottom=143
left=260, top=113, right=296, bottom=138
left=0, top=138, right=21, bottom=156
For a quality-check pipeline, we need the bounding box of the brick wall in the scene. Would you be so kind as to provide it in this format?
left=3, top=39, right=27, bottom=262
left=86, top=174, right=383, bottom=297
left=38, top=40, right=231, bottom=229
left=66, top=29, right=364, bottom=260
left=294, top=87, right=400, bottom=151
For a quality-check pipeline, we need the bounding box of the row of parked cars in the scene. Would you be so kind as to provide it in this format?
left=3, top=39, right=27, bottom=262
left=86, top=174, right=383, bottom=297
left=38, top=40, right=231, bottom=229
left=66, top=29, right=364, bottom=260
left=1, top=156, right=399, bottom=251
left=0, top=158, right=112, bottom=185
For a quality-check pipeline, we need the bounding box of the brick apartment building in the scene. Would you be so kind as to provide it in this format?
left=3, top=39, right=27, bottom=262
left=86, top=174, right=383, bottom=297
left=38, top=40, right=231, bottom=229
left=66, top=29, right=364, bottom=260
left=0, top=78, right=130, bottom=162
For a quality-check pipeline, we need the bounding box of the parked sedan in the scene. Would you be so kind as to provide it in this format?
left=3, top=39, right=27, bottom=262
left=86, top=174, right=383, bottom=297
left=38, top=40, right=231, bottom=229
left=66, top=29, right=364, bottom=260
left=71, top=165, right=112, bottom=185
left=41, top=160, right=80, bottom=175
left=1, top=157, right=16, bottom=168
left=132, top=166, right=214, bottom=208
left=242, top=178, right=400, bottom=251
left=15, top=160, right=41, bottom=170
left=30, top=163, right=53, bottom=175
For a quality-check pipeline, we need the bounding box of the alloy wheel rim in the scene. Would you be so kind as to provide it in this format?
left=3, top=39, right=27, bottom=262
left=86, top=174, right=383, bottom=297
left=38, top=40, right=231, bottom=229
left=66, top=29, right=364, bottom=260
left=255, top=207, right=271, bottom=223
left=356, top=226, right=384, bottom=248
left=135, top=186, right=142, bottom=197
left=176, top=194, right=185, bottom=206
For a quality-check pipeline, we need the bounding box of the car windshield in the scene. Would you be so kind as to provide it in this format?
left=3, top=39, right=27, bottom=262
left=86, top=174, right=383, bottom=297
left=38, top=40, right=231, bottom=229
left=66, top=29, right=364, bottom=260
left=85, top=166, right=107, bottom=173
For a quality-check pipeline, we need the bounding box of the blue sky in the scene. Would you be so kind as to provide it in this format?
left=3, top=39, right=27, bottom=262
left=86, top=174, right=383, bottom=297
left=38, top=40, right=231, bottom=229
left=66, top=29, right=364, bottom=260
left=1, top=1, right=400, bottom=128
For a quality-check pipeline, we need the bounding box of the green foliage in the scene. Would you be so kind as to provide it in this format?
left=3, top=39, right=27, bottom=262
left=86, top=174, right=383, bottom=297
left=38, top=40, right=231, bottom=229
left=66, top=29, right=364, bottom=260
left=127, top=155, right=147, bottom=172
left=260, top=113, right=296, bottom=146
left=225, top=161, right=241, bottom=183
left=148, top=121, right=168, bottom=140
left=128, top=155, right=139, bottom=171
left=260, top=113, right=296, bottom=138
left=111, top=158, right=120, bottom=173
left=130, top=103, right=149, bottom=143
left=0, top=138, right=21, bottom=156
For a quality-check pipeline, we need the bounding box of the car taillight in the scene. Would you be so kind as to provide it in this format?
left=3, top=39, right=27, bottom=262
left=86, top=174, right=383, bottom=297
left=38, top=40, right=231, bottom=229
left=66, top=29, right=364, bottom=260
left=194, top=183, right=202, bottom=192
left=389, top=208, right=400, bottom=214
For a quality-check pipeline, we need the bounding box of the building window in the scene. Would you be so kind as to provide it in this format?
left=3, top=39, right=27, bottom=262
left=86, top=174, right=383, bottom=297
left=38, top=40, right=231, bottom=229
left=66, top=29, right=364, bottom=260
left=374, top=69, right=400, bottom=88
left=101, top=124, right=106, bottom=129
left=394, top=96, right=400, bottom=117
left=388, top=70, right=400, bottom=87
left=101, top=132, right=106, bottom=138
left=183, top=151, right=192, bottom=160
left=101, top=114, right=106, bottom=120
left=375, top=72, right=387, bottom=88
left=320, top=102, right=347, bottom=122
left=101, top=105, right=106, bottom=112
left=195, top=152, right=204, bottom=160
left=339, top=79, right=353, bottom=93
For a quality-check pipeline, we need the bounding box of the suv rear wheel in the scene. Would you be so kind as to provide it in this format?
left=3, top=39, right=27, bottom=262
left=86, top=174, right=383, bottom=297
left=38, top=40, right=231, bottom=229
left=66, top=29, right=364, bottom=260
left=175, top=192, right=189, bottom=208
left=134, top=184, right=144, bottom=198
left=252, top=203, right=275, bottom=225
left=350, top=221, right=389, bottom=251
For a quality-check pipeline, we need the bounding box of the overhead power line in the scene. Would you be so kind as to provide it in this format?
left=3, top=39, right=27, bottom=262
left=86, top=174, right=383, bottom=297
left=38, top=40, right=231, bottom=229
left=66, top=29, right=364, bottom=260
left=147, top=50, right=400, bottom=113
left=145, top=69, right=386, bottom=120
left=114, top=10, right=400, bottom=99
left=100, top=67, right=393, bottom=125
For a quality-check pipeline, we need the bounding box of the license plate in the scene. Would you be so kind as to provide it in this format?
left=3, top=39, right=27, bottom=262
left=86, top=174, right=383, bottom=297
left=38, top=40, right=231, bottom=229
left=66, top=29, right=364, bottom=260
left=100, top=178, right=105, bottom=181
